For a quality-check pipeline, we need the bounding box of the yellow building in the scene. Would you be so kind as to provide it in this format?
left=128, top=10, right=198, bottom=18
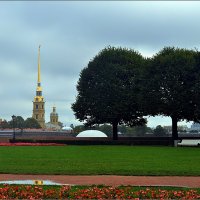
left=32, top=45, right=45, bottom=128
left=45, top=105, right=61, bottom=130
left=50, top=106, right=59, bottom=126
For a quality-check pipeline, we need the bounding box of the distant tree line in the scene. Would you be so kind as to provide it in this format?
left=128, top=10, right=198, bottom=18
left=0, top=116, right=41, bottom=130
left=72, top=124, right=171, bottom=137
left=73, top=124, right=152, bottom=136
left=72, top=46, right=200, bottom=141
left=72, top=124, right=195, bottom=137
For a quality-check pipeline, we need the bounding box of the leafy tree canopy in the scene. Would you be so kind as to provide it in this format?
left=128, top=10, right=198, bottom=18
left=141, top=47, right=197, bottom=139
left=72, top=46, right=146, bottom=140
left=153, top=125, right=167, bottom=136
left=24, top=117, right=41, bottom=129
left=15, top=116, right=25, bottom=129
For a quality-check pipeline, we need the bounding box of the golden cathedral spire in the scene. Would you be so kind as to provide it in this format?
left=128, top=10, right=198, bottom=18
left=32, top=45, right=45, bottom=129
left=36, top=45, right=42, bottom=95
left=38, top=45, right=41, bottom=84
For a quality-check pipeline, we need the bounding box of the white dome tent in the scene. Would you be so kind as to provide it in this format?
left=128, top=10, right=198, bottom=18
left=76, top=130, right=107, bottom=137
left=62, top=126, right=73, bottom=131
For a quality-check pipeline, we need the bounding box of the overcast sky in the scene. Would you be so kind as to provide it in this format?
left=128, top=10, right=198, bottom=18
left=0, top=1, right=199, bottom=128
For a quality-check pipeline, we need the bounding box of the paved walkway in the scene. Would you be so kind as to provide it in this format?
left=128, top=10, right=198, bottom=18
left=0, top=174, right=200, bottom=188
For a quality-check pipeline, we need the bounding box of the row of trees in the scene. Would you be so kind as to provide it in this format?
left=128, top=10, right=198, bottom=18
left=72, top=46, right=200, bottom=141
left=73, top=124, right=167, bottom=137
left=0, top=116, right=41, bottom=130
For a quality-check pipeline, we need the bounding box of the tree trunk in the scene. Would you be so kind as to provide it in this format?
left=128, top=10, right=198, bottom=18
left=112, top=121, right=118, bottom=140
left=171, top=115, right=178, bottom=146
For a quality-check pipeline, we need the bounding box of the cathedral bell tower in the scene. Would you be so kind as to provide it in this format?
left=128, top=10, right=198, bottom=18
left=50, top=106, right=59, bottom=126
left=32, top=45, right=45, bottom=128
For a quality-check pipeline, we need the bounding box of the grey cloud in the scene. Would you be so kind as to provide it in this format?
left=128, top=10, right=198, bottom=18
left=1, top=1, right=200, bottom=127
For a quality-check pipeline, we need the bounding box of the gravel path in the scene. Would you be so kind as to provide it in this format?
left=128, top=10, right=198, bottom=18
left=0, top=174, right=200, bottom=188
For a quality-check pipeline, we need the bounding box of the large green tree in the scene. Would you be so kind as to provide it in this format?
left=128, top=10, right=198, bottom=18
left=15, top=116, right=25, bottom=131
left=153, top=125, right=167, bottom=136
left=141, top=47, right=197, bottom=141
left=24, top=117, right=41, bottom=129
left=1, top=117, right=41, bottom=129
left=191, top=50, right=200, bottom=122
left=0, top=120, right=10, bottom=129
left=72, top=47, right=146, bottom=140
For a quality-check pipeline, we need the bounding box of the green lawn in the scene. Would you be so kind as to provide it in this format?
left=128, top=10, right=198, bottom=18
left=0, top=145, right=200, bottom=176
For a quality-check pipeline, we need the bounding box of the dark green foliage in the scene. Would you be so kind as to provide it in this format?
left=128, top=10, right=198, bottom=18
left=189, top=130, right=198, bottom=133
left=0, top=116, right=41, bottom=129
left=0, top=120, right=10, bottom=129
left=70, top=124, right=74, bottom=129
left=96, top=124, right=113, bottom=137
left=24, top=117, right=41, bottom=129
left=190, top=51, right=200, bottom=122
left=142, top=47, right=197, bottom=140
left=73, top=124, right=153, bottom=137
left=73, top=125, right=87, bottom=134
left=1, top=116, right=25, bottom=130
left=72, top=46, right=200, bottom=143
left=133, top=125, right=151, bottom=136
left=123, top=125, right=153, bottom=136
left=15, top=116, right=25, bottom=130
left=153, top=125, right=167, bottom=136
left=72, top=47, right=146, bottom=140
left=118, top=125, right=127, bottom=134
left=96, top=124, right=130, bottom=137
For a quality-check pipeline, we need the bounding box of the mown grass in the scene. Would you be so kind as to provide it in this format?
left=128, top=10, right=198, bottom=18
left=0, top=145, right=200, bottom=175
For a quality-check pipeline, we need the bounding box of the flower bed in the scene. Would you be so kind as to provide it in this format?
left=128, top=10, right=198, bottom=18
left=0, top=142, right=65, bottom=146
left=0, top=185, right=199, bottom=199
